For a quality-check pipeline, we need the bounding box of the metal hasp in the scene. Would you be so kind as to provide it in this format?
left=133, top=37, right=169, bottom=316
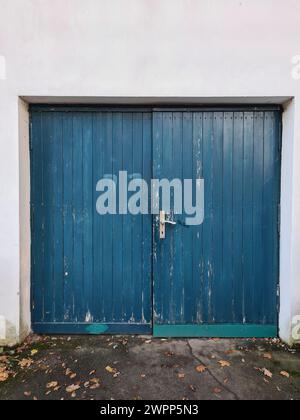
left=160, top=211, right=177, bottom=239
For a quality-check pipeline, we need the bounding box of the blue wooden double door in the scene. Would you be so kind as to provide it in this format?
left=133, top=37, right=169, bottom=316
left=30, top=107, right=281, bottom=337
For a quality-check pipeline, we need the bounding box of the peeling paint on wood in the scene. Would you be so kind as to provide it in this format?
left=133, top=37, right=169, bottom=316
left=30, top=110, right=152, bottom=333
left=30, top=107, right=281, bottom=337
left=153, top=111, right=281, bottom=331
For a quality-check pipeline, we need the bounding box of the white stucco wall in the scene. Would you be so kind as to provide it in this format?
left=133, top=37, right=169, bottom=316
left=0, top=0, right=300, bottom=345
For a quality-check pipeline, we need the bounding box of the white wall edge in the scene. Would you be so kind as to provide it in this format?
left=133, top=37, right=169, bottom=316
left=19, top=98, right=31, bottom=342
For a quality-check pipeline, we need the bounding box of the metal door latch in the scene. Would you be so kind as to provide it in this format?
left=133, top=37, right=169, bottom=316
left=160, top=211, right=177, bottom=239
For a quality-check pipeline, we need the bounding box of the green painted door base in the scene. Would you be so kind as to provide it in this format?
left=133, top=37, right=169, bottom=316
left=153, top=325, right=278, bottom=338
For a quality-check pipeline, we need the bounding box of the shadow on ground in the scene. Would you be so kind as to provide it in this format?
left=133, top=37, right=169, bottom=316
left=0, top=335, right=299, bottom=400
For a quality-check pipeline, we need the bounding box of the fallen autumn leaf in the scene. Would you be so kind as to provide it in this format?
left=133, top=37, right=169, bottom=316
left=263, top=353, right=272, bottom=360
left=196, top=365, right=207, bottom=373
left=218, top=360, right=231, bottom=368
left=18, top=359, right=33, bottom=369
left=262, top=368, right=273, bottom=378
left=105, top=366, right=117, bottom=374
left=0, top=371, right=9, bottom=382
left=66, top=384, right=80, bottom=393
left=46, top=381, right=58, bottom=389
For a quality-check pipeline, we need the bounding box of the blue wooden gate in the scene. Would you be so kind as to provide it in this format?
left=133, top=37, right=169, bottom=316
left=30, top=106, right=281, bottom=337
left=153, top=110, right=281, bottom=337
left=30, top=108, right=152, bottom=334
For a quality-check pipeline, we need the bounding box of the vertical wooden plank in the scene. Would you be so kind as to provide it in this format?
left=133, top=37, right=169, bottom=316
left=243, top=112, right=254, bottom=323
left=112, top=113, right=123, bottom=321
left=172, top=112, right=184, bottom=323
left=252, top=112, right=264, bottom=323
left=161, top=112, right=173, bottom=323
left=72, top=113, right=84, bottom=322
left=211, top=112, right=223, bottom=323
left=263, top=111, right=277, bottom=324
left=132, top=113, right=144, bottom=322
left=102, top=113, right=114, bottom=322
left=42, top=112, right=56, bottom=323
left=192, top=113, right=204, bottom=323
left=273, top=111, right=281, bottom=324
left=31, top=111, right=44, bottom=323
left=62, top=113, right=74, bottom=322
left=202, top=112, right=214, bottom=323
left=232, top=112, right=244, bottom=323
left=82, top=114, right=94, bottom=322
left=92, top=112, right=104, bottom=322
left=153, top=112, right=163, bottom=324
left=182, top=112, right=193, bottom=324
left=221, top=112, right=234, bottom=322
left=122, top=113, right=133, bottom=321
left=52, top=113, right=64, bottom=322
left=142, top=112, right=152, bottom=324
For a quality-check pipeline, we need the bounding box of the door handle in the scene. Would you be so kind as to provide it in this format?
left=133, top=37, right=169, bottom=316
left=160, top=211, right=177, bottom=239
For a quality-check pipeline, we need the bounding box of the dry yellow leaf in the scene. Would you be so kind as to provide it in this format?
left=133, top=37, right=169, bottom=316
left=105, top=366, right=117, bottom=374
left=280, top=371, right=290, bottom=378
left=0, top=371, right=9, bottom=382
left=31, top=349, right=39, bottom=356
left=196, top=365, right=207, bottom=373
left=263, top=353, right=272, bottom=360
left=90, top=378, right=100, bottom=384
left=18, top=358, right=33, bottom=368
left=46, top=381, right=58, bottom=389
left=218, top=360, right=231, bottom=368
left=66, top=384, right=80, bottom=393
